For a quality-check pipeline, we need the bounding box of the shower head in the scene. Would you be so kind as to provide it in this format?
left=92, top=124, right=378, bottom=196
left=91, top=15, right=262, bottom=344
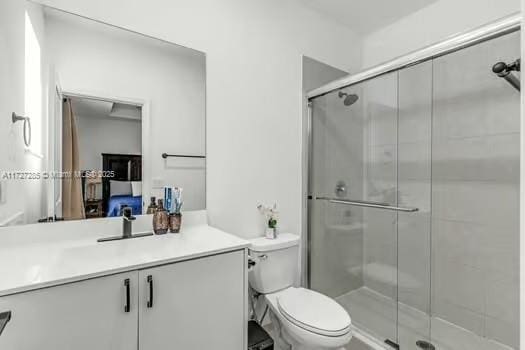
left=338, top=91, right=359, bottom=106
left=492, top=59, right=520, bottom=77
left=492, top=59, right=520, bottom=91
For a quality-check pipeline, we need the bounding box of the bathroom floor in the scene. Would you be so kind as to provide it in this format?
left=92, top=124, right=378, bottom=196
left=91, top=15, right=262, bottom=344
left=264, top=323, right=370, bottom=350
left=337, top=287, right=513, bottom=350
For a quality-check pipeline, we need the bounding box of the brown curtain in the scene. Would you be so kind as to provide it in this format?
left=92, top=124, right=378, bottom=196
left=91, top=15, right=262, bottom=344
left=62, top=98, right=85, bottom=220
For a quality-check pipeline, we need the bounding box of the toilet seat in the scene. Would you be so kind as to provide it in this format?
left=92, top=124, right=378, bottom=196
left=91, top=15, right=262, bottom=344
left=277, top=288, right=351, bottom=337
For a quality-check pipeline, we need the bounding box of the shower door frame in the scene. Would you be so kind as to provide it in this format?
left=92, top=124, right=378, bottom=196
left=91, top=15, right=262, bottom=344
left=303, top=11, right=521, bottom=348
left=306, top=13, right=520, bottom=101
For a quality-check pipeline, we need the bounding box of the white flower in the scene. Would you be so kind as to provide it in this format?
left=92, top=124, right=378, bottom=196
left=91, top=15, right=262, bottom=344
left=257, top=203, right=279, bottom=222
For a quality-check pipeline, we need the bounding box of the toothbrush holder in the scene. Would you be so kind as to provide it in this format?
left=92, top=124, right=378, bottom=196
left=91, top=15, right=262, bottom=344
left=169, top=213, right=182, bottom=233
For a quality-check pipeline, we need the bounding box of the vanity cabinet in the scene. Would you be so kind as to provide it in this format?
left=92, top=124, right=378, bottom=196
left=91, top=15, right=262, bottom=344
left=0, top=271, right=139, bottom=350
left=0, top=250, right=246, bottom=350
left=139, top=250, right=245, bottom=349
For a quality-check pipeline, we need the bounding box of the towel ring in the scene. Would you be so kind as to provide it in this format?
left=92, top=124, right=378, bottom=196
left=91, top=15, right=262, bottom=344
left=12, top=112, right=31, bottom=147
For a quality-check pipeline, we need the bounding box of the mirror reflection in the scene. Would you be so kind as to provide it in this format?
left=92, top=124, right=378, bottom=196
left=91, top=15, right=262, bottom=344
left=0, top=3, right=206, bottom=226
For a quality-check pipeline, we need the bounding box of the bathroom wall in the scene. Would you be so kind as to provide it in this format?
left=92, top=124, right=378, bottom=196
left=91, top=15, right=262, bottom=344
left=34, top=0, right=362, bottom=240
left=76, top=115, right=142, bottom=172
left=44, top=12, right=206, bottom=210
left=361, top=0, right=520, bottom=68
left=0, top=1, right=49, bottom=225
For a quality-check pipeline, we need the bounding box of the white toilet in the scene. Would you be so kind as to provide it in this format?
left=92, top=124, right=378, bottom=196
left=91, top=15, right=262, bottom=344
left=249, top=233, right=352, bottom=350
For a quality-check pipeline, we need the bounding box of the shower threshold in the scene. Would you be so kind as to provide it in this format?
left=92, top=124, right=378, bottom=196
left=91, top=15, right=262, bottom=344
left=336, top=287, right=514, bottom=350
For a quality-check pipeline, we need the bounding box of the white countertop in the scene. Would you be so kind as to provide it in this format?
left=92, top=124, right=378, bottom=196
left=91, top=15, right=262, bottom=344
left=0, top=224, right=249, bottom=297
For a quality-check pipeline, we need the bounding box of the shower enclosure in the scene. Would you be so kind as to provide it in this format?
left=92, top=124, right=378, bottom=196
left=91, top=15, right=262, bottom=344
left=306, top=15, right=520, bottom=350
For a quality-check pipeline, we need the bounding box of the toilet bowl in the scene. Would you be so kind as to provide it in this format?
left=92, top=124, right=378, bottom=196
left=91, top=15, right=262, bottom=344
left=265, top=287, right=352, bottom=350
left=248, top=234, right=352, bottom=350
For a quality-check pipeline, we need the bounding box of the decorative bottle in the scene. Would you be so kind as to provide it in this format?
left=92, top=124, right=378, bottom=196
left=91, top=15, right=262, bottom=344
left=146, top=196, right=157, bottom=215
left=152, top=199, right=169, bottom=234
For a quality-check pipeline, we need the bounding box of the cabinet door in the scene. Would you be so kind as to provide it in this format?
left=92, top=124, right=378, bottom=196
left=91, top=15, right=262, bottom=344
left=139, top=250, right=246, bottom=350
left=0, top=272, right=138, bottom=350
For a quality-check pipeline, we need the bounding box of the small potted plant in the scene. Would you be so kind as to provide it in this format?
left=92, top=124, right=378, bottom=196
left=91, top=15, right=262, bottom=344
left=257, top=203, right=279, bottom=239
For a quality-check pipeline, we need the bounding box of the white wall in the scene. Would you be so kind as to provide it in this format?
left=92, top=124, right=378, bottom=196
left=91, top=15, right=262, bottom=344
left=362, top=0, right=520, bottom=67
left=302, top=56, right=349, bottom=92
left=0, top=1, right=48, bottom=225
left=36, top=0, right=362, bottom=238
left=76, top=115, right=142, bottom=172
left=45, top=12, right=207, bottom=210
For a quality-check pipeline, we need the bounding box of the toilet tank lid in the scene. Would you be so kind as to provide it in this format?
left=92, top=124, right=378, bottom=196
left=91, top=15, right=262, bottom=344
left=249, top=233, right=300, bottom=252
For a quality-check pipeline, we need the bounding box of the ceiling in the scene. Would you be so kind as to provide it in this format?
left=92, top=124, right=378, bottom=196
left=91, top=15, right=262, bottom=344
left=301, top=0, right=439, bottom=34
left=70, top=97, right=142, bottom=121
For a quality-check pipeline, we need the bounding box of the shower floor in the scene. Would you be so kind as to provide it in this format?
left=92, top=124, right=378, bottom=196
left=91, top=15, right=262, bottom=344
left=336, top=287, right=513, bottom=350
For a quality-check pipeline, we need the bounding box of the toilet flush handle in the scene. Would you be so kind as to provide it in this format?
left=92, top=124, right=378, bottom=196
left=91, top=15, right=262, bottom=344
left=248, top=256, right=256, bottom=268
left=258, top=254, right=268, bottom=260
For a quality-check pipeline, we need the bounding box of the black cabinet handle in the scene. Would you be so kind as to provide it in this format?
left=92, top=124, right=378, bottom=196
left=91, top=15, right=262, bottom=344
left=124, top=279, right=131, bottom=313
left=147, top=275, right=153, bottom=308
left=0, top=311, right=11, bottom=336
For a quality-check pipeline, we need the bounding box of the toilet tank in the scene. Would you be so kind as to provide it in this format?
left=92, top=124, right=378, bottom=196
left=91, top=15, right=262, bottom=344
left=248, top=233, right=300, bottom=294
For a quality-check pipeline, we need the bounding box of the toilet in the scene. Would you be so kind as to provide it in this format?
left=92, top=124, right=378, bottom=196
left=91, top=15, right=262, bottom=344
left=249, top=233, right=352, bottom=350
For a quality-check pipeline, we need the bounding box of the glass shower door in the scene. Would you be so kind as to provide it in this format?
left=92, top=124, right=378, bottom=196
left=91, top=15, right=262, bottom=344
left=309, top=71, right=403, bottom=346
left=429, top=31, right=520, bottom=350
left=309, top=26, right=519, bottom=350
left=396, top=62, right=433, bottom=350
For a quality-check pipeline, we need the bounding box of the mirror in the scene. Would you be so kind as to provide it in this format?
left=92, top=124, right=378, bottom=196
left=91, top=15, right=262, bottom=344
left=0, top=2, right=206, bottom=226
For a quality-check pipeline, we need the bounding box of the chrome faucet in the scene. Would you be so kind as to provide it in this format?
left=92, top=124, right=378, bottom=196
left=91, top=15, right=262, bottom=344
left=97, top=206, right=153, bottom=243
left=122, top=207, right=136, bottom=238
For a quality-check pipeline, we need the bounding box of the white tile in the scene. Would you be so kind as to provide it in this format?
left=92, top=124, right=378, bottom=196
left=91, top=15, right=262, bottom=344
left=431, top=316, right=511, bottom=350
left=363, top=209, right=396, bottom=246
left=398, top=214, right=431, bottom=312
left=366, top=144, right=397, bottom=187
left=484, top=274, right=519, bottom=325
left=310, top=200, right=365, bottom=298
left=431, top=297, right=485, bottom=336
left=433, top=31, right=520, bottom=140
left=398, top=141, right=431, bottom=181
left=398, top=61, right=432, bottom=145
left=484, top=315, right=519, bottom=350
left=338, top=288, right=513, bottom=350
left=432, top=181, right=519, bottom=230
left=432, top=260, right=485, bottom=316
left=432, top=219, right=517, bottom=277
left=398, top=179, right=431, bottom=213
left=432, top=133, right=519, bottom=182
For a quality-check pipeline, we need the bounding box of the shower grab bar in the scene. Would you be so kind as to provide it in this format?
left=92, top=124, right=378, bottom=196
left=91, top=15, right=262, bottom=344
left=315, top=196, right=419, bottom=213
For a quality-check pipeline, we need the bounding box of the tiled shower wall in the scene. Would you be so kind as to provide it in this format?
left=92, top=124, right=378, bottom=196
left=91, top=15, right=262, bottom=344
left=310, top=88, right=365, bottom=299
left=361, top=31, right=520, bottom=348
left=310, top=29, right=519, bottom=350
left=430, top=31, right=520, bottom=348
left=362, top=72, right=399, bottom=302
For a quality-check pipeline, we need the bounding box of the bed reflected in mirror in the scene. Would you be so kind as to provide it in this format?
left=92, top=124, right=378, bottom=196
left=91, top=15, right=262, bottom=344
left=58, top=95, right=143, bottom=220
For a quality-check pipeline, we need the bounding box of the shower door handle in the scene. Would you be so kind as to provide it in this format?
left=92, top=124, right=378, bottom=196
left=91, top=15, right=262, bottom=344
left=316, top=197, right=419, bottom=213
